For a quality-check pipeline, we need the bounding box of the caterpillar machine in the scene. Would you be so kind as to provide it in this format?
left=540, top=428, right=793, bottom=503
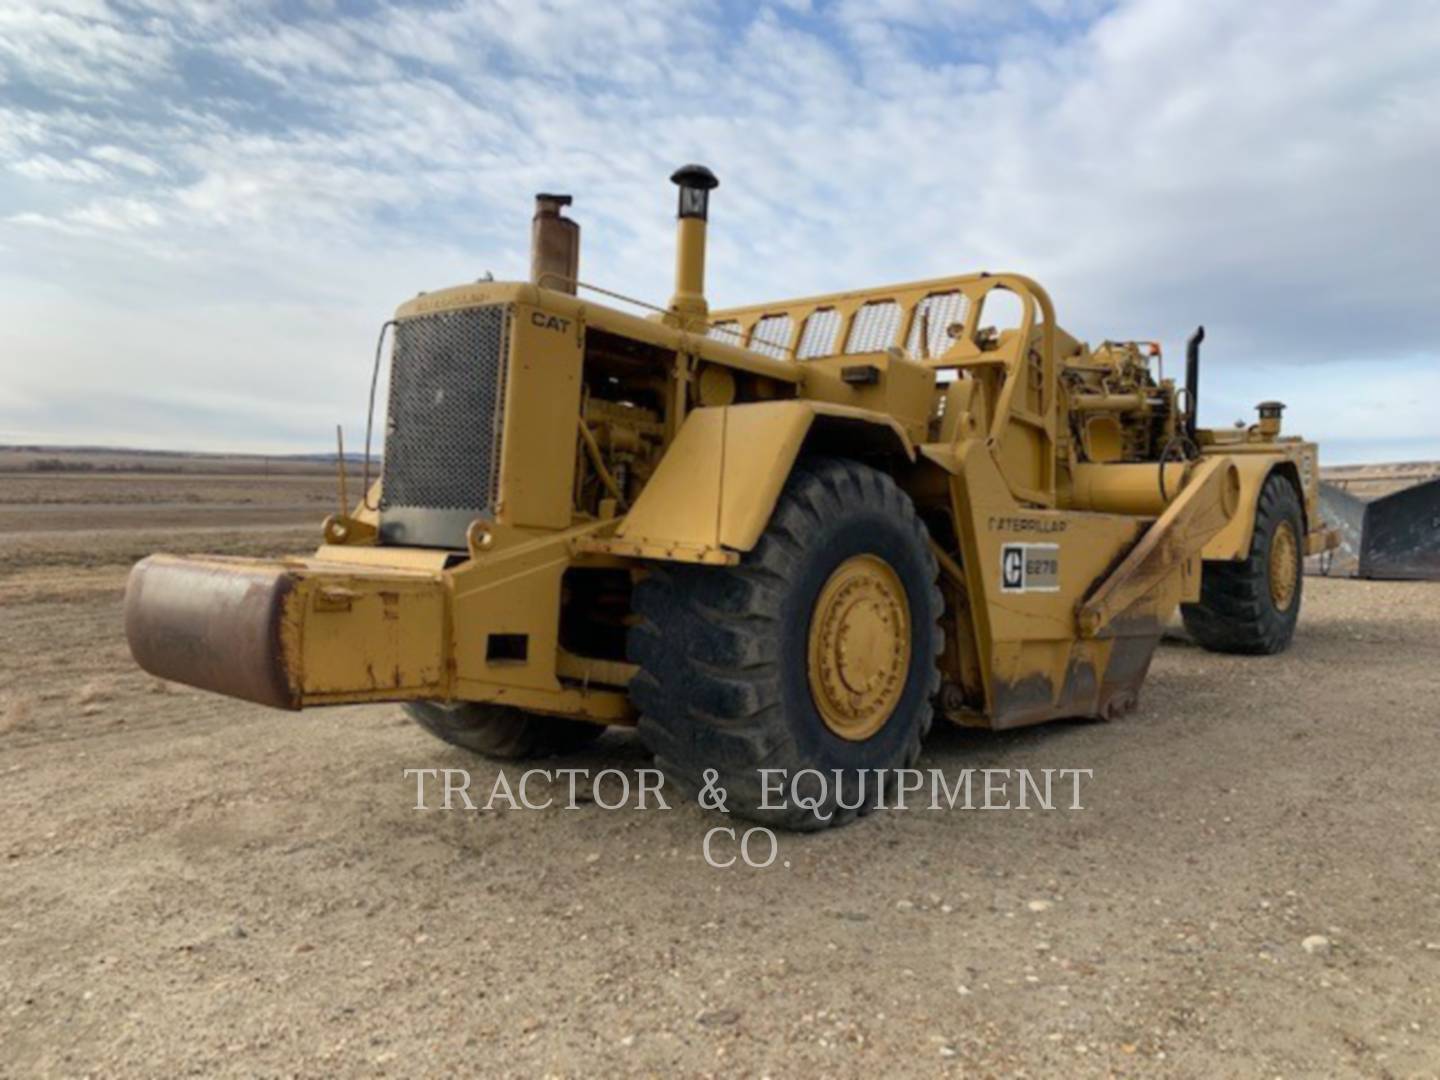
left=126, top=166, right=1337, bottom=828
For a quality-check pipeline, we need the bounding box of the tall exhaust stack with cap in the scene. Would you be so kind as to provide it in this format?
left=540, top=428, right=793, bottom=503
left=530, top=193, right=579, bottom=294
left=667, top=164, right=719, bottom=329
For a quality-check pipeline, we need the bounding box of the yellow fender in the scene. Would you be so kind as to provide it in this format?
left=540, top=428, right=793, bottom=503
left=1201, top=454, right=1302, bottom=561
left=586, top=401, right=914, bottom=565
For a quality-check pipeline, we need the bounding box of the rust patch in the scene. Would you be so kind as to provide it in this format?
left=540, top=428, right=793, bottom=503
left=124, top=555, right=300, bottom=710
left=990, top=657, right=1099, bottom=729
left=1094, top=617, right=1161, bottom=721
left=988, top=617, right=1162, bottom=729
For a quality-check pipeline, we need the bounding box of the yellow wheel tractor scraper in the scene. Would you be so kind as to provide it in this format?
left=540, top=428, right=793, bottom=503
left=126, top=166, right=1339, bottom=828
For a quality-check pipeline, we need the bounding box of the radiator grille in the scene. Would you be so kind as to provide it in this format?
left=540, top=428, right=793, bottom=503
left=380, top=305, right=509, bottom=546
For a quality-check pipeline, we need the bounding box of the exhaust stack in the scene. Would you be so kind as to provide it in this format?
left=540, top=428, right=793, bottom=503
left=530, top=193, right=579, bottom=294
left=667, top=164, right=719, bottom=329
left=1184, top=325, right=1205, bottom=442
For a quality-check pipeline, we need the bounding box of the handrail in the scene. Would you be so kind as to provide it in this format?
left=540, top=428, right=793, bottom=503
left=535, top=272, right=792, bottom=353
left=534, top=273, right=670, bottom=317
left=710, top=270, right=1061, bottom=505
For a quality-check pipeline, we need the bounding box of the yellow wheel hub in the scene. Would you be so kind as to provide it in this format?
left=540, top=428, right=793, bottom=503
left=1269, top=520, right=1299, bottom=612
left=807, top=554, right=911, bottom=741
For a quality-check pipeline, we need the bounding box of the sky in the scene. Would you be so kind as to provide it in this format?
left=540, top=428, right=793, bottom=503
left=1, top=0, right=1438, bottom=463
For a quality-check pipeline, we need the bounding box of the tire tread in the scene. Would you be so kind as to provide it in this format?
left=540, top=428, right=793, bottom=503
left=1181, top=473, right=1303, bottom=655
left=405, top=701, right=603, bottom=759
left=628, top=456, right=943, bottom=831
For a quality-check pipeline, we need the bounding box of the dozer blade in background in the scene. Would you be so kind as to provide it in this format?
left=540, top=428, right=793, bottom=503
left=1314, top=481, right=1366, bottom=577
left=1358, top=477, right=1440, bottom=581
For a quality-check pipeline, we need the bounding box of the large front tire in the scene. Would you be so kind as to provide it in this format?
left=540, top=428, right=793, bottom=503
left=404, top=702, right=604, bottom=759
left=627, top=457, right=943, bottom=830
left=1181, top=473, right=1304, bottom=655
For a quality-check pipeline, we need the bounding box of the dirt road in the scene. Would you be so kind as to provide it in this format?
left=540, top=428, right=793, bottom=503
left=2, top=479, right=1438, bottom=1076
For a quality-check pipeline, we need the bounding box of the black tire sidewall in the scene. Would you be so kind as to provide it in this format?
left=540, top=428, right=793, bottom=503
left=405, top=701, right=601, bottom=759
left=1257, top=481, right=1304, bottom=637
left=774, top=506, right=937, bottom=771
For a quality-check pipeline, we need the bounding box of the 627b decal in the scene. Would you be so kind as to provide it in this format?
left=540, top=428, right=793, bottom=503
left=1000, top=543, right=1060, bottom=593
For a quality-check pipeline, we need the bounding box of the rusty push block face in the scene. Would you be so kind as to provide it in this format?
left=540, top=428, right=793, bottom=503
left=125, top=555, right=447, bottom=710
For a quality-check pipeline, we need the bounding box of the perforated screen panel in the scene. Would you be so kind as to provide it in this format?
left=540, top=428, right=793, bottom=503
left=845, top=300, right=902, bottom=353
left=749, top=314, right=793, bottom=358
left=708, top=321, right=743, bottom=346
left=379, top=305, right=509, bottom=548
left=906, top=291, right=969, bottom=359
left=796, top=308, right=841, bottom=359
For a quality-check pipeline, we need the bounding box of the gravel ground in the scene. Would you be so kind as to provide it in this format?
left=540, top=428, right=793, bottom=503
left=2, top=509, right=1438, bottom=1077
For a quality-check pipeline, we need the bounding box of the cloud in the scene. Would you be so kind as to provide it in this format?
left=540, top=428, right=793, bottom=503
left=0, top=0, right=175, bottom=91
left=90, top=143, right=163, bottom=175
left=11, top=153, right=110, bottom=182
left=9, top=194, right=163, bottom=233
left=0, top=0, right=1436, bottom=462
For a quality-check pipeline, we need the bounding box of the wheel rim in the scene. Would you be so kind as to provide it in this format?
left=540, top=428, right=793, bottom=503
left=807, top=554, right=911, bottom=741
left=1268, top=520, right=1299, bottom=612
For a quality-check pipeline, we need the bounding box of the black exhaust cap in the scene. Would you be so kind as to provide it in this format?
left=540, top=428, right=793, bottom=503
left=1185, top=325, right=1205, bottom=441
left=671, top=164, right=719, bottom=220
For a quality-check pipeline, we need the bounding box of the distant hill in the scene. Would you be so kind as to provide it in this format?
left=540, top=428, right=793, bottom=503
left=1322, top=461, right=1440, bottom=500
left=0, top=445, right=378, bottom=476
left=6, top=444, right=1434, bottom=494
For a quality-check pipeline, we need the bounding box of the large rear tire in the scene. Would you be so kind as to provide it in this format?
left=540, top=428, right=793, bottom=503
left=404, top=702, right=604, bottom=760
left=1181, top=473, right=1304, bottom=655
left=627, top=457, right=943, bottom=830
